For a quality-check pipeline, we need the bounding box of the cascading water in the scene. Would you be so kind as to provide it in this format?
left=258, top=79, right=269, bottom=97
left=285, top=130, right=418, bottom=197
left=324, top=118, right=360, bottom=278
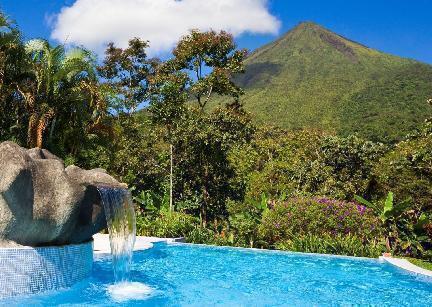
left=98, top=186, right=153, bottom=302
left=97, top=186, right=136, bottom=282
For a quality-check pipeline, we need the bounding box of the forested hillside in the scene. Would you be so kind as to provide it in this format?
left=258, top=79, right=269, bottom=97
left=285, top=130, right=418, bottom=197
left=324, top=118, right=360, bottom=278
left=211, top=22, right=432, bottom=142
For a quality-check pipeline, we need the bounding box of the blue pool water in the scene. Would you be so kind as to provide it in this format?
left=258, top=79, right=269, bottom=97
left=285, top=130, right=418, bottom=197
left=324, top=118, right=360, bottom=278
left=3, top=243, right=432, bottom=306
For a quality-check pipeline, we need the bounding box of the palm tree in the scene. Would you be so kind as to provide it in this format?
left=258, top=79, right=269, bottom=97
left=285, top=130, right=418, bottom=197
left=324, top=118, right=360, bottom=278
left=0, top=13, right=28, bottom=143
left=18, top=39, right=102, bottom=148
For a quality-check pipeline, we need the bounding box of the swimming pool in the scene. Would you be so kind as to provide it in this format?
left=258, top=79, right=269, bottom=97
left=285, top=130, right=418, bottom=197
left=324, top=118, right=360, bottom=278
left=3, top=242, right=432, bottom=306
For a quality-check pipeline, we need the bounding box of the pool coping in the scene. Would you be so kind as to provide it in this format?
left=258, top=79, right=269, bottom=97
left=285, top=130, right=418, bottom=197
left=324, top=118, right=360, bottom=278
left=379, top=256, right=432, bottom=278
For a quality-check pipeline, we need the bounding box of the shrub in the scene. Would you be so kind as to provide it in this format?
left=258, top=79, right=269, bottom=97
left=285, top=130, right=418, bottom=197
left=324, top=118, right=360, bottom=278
left=136, top=210, right=199, bottom=238
left=356, top=192, right=432, bottom=259
left=373, top=130, right=432, bottom=211
left=259, top=197, right=383, bottom=250
left=275, top=234, right=384, bottom=258
left=226, top=198, right=269, bottom=248
left=185, top=227, right=216, bottom=244
left=186, top=226, right=235, bottom=246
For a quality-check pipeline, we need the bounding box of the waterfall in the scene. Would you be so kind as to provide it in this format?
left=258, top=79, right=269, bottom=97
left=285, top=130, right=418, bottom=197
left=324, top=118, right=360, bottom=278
left=97, top=187, right=136, bottom=282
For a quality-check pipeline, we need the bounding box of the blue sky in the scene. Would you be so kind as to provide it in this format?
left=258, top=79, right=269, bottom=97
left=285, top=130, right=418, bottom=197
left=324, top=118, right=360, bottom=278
left=1, top=0, right=431, bottom=63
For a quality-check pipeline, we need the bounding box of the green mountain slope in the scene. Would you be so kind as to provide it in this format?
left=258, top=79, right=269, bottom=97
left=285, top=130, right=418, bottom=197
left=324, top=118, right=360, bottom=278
left=212, top=22, right=432, bottom=142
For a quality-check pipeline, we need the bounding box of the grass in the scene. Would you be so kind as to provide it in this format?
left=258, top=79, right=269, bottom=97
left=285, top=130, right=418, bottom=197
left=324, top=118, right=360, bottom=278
left=403, top=257, right=432, bottom=271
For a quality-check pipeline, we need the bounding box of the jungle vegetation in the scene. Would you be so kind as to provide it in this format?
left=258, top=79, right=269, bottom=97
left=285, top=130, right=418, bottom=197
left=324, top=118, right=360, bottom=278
left=0, top=13, right=431, bottom=260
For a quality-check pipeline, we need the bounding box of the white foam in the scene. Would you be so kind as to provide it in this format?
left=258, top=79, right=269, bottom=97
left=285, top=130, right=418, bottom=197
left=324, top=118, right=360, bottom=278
left=107, top=282, right=153, bottom=302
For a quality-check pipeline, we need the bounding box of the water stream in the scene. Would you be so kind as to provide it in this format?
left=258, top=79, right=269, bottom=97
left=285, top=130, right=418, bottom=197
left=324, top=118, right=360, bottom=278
left=97, top=187, right=136, bottom=282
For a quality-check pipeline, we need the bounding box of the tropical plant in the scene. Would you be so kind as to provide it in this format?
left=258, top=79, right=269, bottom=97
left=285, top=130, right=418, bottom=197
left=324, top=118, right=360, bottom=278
left=227, top=194, right=270, bottom=248
left=136, top=210, right=199, bottom=238
left=0, top=13, right=28, bottom=144
left=133, top=188, right=169, bottom=216
left=17, top=39, right=102, bottom=149
left=355, top=192, right=431, bottom=258
left=276, top=234, right=384, bottom=257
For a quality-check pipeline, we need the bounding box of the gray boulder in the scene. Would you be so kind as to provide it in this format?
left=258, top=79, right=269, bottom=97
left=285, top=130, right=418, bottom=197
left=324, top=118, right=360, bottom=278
left=0, top=141, right=124, bottom=247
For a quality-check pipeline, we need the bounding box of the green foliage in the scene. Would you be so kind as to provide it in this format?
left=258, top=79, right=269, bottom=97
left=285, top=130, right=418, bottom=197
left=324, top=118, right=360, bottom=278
left=0, top=20, right=104, bottom=151
left=276, top=234, right=384, bottom=258
left=133, top=188, right=169, bottom=216
left=226, top=195, right=269, bottom=248
left=104, top=115, right=170, bottom=194
left=229, top=128, right=325, bottom=199
left=185, top=226, right=217, bottom=244
left=170, top=30, right=247, bottom=110
left=170, top=104, right=255, bottom=224
left=303, top=135, right=386, bottom=199
left=98, top=38, right=157, bottom=114
left=259, top=197, right=383, bottom=248
left=355, top=192, right=432, bottom=258
left=185, top=225, right=235, bottom=246
left=136, top=210, right=199, bottom=238
left=373, top=125, right=432, bottom=209
left=24, top=39, right=101, bottom=149
left=404, top=257, right=432, bottom=270
left=149, top=29, right=253, bottom=225
left=230, top=130, right=385, bottom=200
left=210, top=22, right=432, bottom=143
left=0, top=14, right=28, bottom=145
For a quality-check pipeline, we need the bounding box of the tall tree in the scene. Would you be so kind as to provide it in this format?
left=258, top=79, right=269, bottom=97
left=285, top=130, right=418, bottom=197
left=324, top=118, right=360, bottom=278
left=17, top=39, right=101, bottom=149
left=149, top=58, right=189, bottom=211
left=172, top=105, right=254, bottom=224
left=0, top=12, right=28, bottom=144
left=150, top=30, right=252, bottom=224
left=169, top=30, right=247, bottom=110
left=98, top=38, right=157, bottom=115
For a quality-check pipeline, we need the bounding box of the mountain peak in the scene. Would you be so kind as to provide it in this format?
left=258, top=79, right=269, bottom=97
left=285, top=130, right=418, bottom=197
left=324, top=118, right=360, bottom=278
left=280, top=21, right=373, bottom=63
left=293, top=21, right=324, bottom=30
left=284, top=21, right=332, bottom=38
left=224, top=22, right=432, bottom=142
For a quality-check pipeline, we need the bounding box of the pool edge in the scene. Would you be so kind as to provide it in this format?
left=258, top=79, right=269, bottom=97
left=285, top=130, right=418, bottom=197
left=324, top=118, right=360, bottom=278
left=379, top=256, right=432, bottom=279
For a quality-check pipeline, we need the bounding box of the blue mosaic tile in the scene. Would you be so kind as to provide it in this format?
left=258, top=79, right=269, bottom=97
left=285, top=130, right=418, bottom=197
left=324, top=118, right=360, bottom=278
left=0, top=242, right=93, bottom=299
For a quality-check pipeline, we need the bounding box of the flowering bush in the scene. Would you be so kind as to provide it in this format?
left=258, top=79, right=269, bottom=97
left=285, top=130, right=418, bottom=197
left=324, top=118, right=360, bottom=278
left=259, top=197, right=383, bottom=247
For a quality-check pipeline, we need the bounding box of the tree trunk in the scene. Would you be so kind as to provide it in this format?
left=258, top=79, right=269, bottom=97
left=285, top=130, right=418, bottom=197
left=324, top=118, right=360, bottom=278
left=385, top=236, right=391, bottom=252
left=200, top=201, right=207, bottom=228
left=27, top=113, right=38, bottom=148
left=48, top=116, right=57, bottom=142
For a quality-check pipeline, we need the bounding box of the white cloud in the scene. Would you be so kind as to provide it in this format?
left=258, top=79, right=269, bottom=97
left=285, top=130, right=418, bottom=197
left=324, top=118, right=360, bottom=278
left=50, top=0, right=281, bottom=56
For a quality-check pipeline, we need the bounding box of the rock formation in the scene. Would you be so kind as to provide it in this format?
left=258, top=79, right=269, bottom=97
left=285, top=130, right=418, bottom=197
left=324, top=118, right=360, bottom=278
left=0, top=141, right=125, bottom=247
